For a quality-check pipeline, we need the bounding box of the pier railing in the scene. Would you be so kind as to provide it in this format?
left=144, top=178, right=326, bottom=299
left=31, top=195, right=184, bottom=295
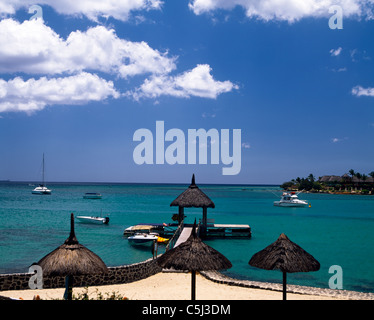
left=165, top=219, right=184, bottom=251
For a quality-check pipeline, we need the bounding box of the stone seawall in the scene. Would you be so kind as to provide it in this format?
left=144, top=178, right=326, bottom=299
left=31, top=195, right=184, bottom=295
left=0, top=258, right=162, bottom=291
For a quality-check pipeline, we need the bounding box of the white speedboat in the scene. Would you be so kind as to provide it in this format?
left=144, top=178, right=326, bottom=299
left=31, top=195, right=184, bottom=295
left=128, top=233, right=159, bottom=247
left=32, top=154, right=51, bottom=195
left=76, top=215, right=109, bottom=224
left=274, top=191, right=309, bottom=207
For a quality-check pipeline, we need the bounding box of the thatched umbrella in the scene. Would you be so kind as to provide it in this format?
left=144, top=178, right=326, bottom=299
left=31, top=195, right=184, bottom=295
left=249, top=233, right=320, bottom=300
left=157, top=220, right=232, bottom=300
left=37, top=213, right=108, bottom=299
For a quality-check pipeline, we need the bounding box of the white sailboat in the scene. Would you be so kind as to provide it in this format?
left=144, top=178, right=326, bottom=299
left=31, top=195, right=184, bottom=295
left=32, top=154, right=52, bottom=195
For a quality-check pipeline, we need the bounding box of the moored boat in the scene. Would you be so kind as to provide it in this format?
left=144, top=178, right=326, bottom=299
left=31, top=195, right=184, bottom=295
left=274, top=191, right=309, bottom=207
left=76, top=215, right=109, bottom=224
left=32, top=154, right=51, bottom=195
left=128, top=232, right=159, bottom=247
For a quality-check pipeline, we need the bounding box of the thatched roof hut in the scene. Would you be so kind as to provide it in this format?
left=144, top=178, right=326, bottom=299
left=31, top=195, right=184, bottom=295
left=170, top=174, right=214, bottom=231
left=157, top=220, right=231, bottom=300
left=37, top=213, right=107, bottom=299
left=170, top=174, right=215, bottom=209
left=249, top=233, right=320, bottom=300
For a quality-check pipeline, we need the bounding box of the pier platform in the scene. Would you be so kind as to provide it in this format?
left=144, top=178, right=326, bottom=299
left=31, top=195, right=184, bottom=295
left=203, top=223, right=251, bottom=238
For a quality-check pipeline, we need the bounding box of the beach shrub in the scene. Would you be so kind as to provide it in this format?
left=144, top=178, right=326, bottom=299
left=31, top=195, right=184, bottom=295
left=73, top=287, right=129, bottom=300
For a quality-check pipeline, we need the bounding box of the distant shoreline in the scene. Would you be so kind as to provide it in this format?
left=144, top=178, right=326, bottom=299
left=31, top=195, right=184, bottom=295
left=0, top=180, right=281, bottom=187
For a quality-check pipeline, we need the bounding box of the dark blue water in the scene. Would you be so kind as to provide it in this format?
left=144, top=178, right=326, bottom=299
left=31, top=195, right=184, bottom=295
left=0, top=182, right=373, bottom=292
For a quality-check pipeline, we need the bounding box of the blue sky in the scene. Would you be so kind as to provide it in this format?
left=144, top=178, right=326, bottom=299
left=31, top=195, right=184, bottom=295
left=0, top=0, right=373, bottom=184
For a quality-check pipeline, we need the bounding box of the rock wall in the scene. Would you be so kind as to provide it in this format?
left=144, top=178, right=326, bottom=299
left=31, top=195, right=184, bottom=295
left=0, top=258, right=161, bottom=291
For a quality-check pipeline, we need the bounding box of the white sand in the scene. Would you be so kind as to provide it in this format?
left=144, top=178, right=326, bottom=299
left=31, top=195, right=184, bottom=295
left=0, top=272, right=346, bottom=300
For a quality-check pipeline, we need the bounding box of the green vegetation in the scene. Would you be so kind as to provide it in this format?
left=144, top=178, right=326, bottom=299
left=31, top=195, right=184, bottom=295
left=281, top=170, right=374, bottom=194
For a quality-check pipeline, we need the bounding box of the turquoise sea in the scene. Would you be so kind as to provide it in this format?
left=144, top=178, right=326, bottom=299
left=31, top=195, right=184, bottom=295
left=0, top=182, right=373, bottom=293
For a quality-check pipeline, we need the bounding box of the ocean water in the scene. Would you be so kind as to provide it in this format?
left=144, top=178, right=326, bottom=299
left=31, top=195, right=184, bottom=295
left=0, top=182, right=373, bottom=293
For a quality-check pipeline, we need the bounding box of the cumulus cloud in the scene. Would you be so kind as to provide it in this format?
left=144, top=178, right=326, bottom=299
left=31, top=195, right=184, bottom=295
left=189, top=0, right=363, bottom=22
left=352, top=85, right=374, bottom=97
left=0, top=19, right=176, bottom=77
left=0, top=0, right=163, bottom=21
left=0, top=72, right=120, bottom=113
left=0, top=18, right=237, bottom=113
left=130, top=64, right=238, bottom=100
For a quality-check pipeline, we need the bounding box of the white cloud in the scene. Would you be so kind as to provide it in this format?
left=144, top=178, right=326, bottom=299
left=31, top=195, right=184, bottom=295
left=189, top=0, right=362, bottom=22
left=130, top=64, right=239, bottom=99
left=0, top=19, right=238, bottom=113
left=331, top=137, right=348, bottom=143
left=242, top=142, right=250, bottom=148
left=0, top=72, right=120, bottom=113
left=0, top=0, right=163, bottom=21
left=0, top=19, right=176, bottom=77
left=330, top=47, right=342, bottom=56
left=352, top=85, right=374, bottom=97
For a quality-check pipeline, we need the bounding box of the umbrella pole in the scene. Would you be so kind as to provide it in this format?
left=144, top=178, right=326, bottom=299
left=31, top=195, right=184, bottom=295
left=191, top=271, right=196, bottom=300
left=64, top=275, right=74, bottom=300
left=282, top=272, right=287, bottom=301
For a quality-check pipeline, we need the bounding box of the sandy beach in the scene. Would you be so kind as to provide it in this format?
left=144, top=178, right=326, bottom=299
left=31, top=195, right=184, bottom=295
left=0, top=272, right=355, bottom=300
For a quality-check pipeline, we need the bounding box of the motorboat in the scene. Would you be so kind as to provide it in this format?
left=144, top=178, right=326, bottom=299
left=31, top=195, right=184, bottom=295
left=123, top=223, right=169, bottom=237
left=274, top=191, right=309, bottom=207
left=76, top=215, right=109, bottom=224
left=32, top=154, right=51, bottom=195
left=128, top=233, right=159, bottom=247
left=83, top=192, right=102, bottom=199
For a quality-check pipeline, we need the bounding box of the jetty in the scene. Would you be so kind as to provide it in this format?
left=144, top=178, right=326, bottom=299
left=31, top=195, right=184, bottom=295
left=166, top=174, right=251, bottom=250
left=123, top=174, right=251, bottom=249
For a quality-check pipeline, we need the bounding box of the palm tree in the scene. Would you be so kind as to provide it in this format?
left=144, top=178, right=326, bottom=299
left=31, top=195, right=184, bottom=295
left=308, top=174, right=315, bottom=183
left=349, top=169, right=355, bottom=179
left=369, top=171, right=374, bottom=179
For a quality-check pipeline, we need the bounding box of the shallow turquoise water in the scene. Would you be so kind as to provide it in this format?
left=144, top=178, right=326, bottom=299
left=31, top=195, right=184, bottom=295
left=0, top=182, right=373, bottom=292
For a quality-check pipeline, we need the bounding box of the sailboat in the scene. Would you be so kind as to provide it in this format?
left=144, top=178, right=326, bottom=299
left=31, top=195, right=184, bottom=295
left=32, top=154, right=52, bottom=195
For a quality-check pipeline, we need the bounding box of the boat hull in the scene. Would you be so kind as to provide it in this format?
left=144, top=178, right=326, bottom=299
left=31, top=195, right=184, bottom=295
left=128, top=234, right=158, bottom=247
left=76, top=216, right=109, bottom=224
left=32, top=187, right=51, bottom=195
left=274, top=201, right=308, bottom=207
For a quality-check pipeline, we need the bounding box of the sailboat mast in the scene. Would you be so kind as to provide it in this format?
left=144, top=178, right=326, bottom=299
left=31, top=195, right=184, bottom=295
left=42, top=153, right=45, bottom=186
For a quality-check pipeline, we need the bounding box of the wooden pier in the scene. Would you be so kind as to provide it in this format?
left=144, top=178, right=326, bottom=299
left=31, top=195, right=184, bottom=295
left=166, top=220, right=251, bottom=250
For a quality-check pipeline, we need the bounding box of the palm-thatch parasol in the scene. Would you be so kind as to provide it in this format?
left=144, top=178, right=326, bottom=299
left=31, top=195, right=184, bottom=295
left=37, top=213, right=108, bottom=299
left=157, top=220, right=231, bottom=300
left=248, top=233, right=320, bottom=300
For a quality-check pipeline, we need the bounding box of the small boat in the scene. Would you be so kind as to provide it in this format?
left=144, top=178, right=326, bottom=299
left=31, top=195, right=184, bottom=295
left=123, top=223, right=168, bottom=237
left=274, top=191, right=309, bottom=207
left=128, top=233, right=159, bottom=247
left=32, top=184, right=52, bottom=195
left=76, top=215, right=109, bottom=224
left=83, top=192, right=102, bottom=199
left=32, top=154, right=51, bottom=195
